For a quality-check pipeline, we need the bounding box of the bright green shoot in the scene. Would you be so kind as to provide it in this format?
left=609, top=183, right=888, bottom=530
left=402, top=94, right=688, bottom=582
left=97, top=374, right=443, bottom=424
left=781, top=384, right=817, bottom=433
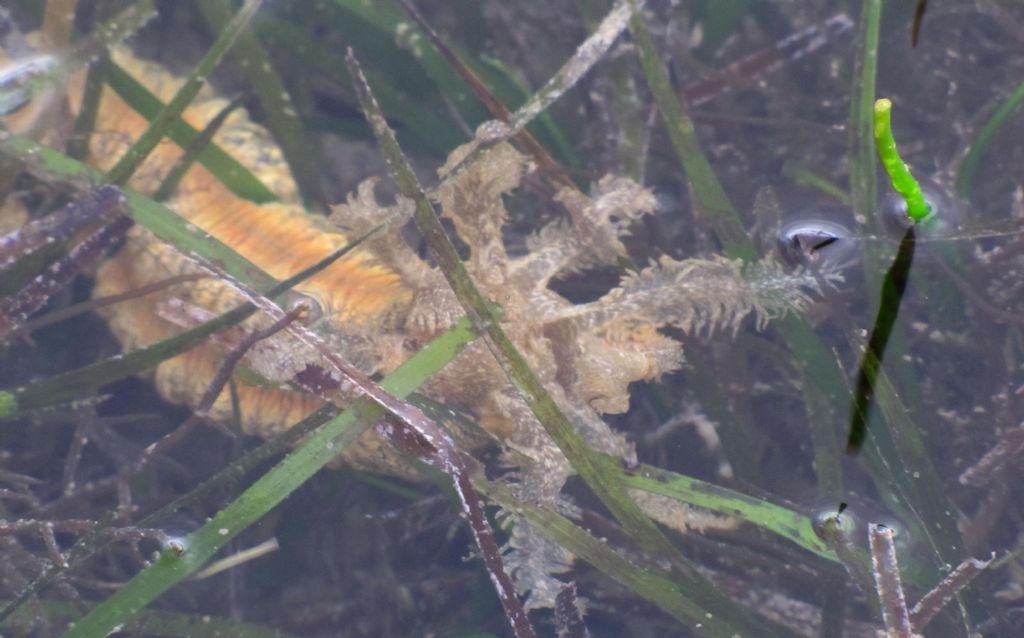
left=874, top=98, right=931, bottom=223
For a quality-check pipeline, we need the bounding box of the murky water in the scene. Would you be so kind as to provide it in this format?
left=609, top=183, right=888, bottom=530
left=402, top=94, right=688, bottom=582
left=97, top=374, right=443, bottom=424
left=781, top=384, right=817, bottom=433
left=2, top=1, right=1024, bottom=637
left=626, top=3, right=1024, bottom=636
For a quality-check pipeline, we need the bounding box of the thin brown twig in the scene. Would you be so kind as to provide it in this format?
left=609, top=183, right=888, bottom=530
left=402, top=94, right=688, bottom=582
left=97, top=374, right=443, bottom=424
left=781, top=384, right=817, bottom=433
left=867, top=520, right=990, bottom=636
left=909, top=556, right=990, bottom=631
left=231, top=300, right=537, bottom=638
left=11, top=273, right=208, bottom=339
left=0, top=188, right=130, bottom=340
left=931, top=251, right=1024, bottom=326
left=0, top=518, right=170, bottom=548
left=958, top=425, right=1024, bottom=487
left=36, top=228, right=375, bottom=512
left=554, top=581, right=591, bottom=638
left=126, top=305, right=307, bottom=476
left=55, top=306, right=304, bottom=513
left=62, top=419, right=91, bottom=497
left=681, top=13, right=853, bottom=107
left=0, top=188, right=117, bottom=270
left=399, top=0, right=638, bottom=264
left=868, top=523, right=913, bottom=638
left=0, top=489, right=40, bottom=509
left=395, top=0, right=575, bottom=192
left=377, top=417, right=537, bottom=638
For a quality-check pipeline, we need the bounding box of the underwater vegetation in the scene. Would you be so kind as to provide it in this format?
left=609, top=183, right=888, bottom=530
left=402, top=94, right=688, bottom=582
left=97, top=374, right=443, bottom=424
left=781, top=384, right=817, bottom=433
left=1, top=0, right=1024, bottom=636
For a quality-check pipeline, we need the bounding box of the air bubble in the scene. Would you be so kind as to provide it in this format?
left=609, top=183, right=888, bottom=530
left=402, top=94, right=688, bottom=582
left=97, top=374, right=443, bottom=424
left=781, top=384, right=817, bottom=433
left=877, top=180, right=962, bottom=239
left=777, top=204, right=858, bottom=271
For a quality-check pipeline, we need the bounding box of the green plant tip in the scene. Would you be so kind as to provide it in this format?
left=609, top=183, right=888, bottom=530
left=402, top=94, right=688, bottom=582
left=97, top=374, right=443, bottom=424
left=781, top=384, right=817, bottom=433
left=874, top=98, right=931, bottom=223
left=0, top=391, right=14, bottom=419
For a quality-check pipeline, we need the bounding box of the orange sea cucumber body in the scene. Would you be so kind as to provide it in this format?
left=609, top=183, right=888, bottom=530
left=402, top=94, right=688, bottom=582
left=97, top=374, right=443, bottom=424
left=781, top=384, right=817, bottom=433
left=4, top=44, right=665, bottom=482
left=78, top=52, right=413, bottom=447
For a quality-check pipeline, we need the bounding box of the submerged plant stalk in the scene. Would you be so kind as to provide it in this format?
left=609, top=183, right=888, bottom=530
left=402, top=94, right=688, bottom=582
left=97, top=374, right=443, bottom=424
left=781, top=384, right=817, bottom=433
left=848, top=98, right=928, bottom=452
left=846, top=226, right=915, bottom=452
left=873, top=98, right=930, bottom=223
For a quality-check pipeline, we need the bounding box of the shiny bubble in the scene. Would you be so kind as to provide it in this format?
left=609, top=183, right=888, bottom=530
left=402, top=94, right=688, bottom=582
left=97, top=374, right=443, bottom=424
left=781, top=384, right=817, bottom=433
left=284, top=291, right=325, bottom=327
left=811, top=502, right=861, bottom=545
left=777, top=204, right=859, bottom=272
left=877, top=180, right=962, bottom=239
